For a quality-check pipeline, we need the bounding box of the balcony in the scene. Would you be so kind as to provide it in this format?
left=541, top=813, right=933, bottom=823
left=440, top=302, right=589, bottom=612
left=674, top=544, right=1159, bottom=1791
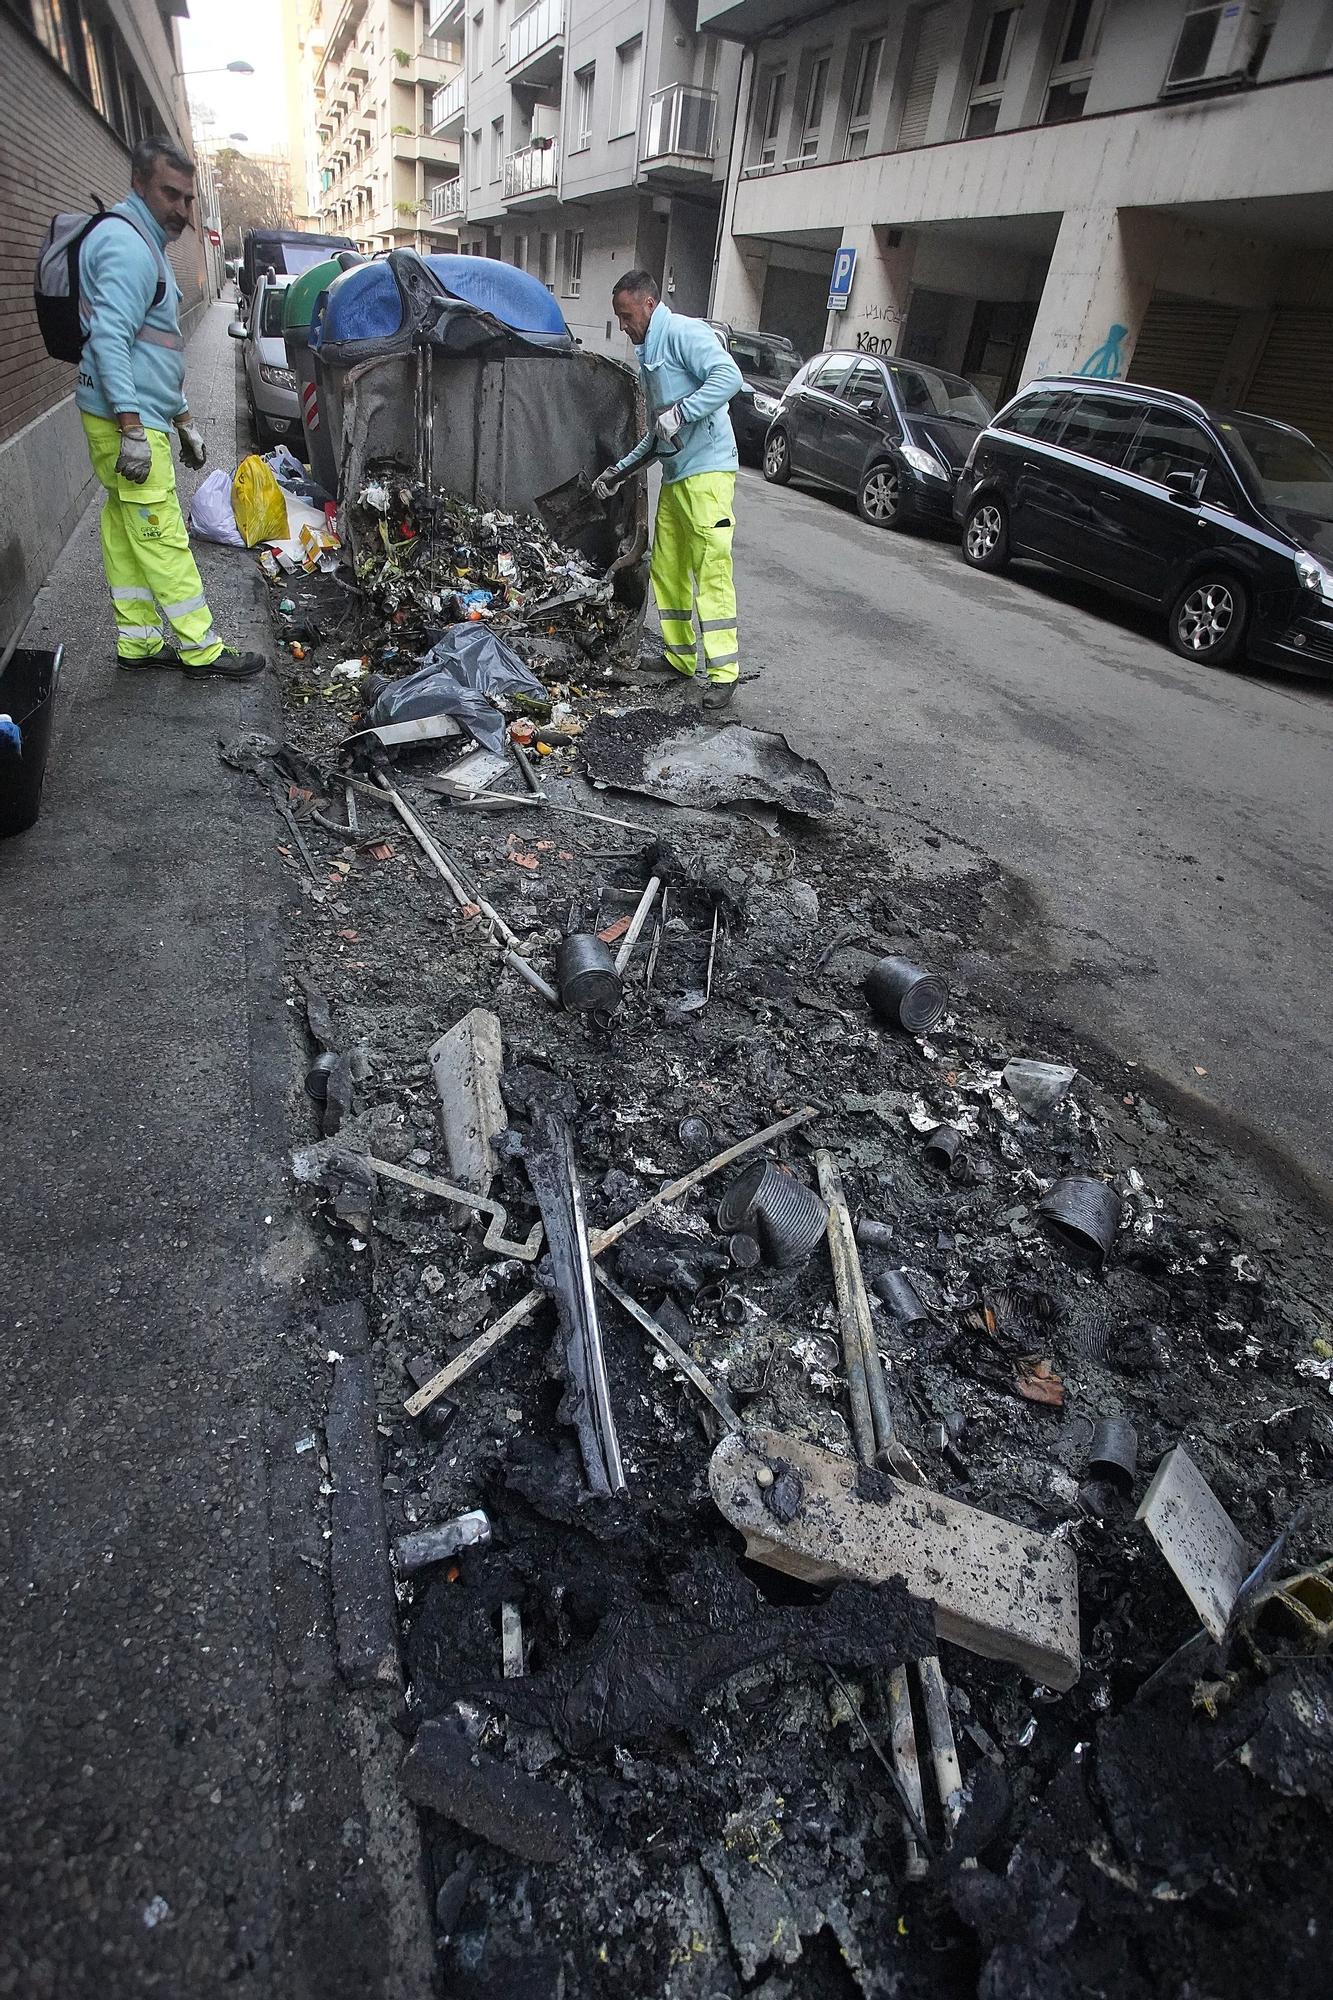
left=694, top=0, right=821, bottom=35
left=426, top=0, right=464, bottom=34
left=431, top=73, right=466, bottom=136
left=394, top=132, right=458, bottom=166
left=506, top=0, right=563, bottom=86
left=503, top=136, right=559, bottom=204
left=640, top=84, right=718, bottom=183
left=430, top=178, right=465, bottom=221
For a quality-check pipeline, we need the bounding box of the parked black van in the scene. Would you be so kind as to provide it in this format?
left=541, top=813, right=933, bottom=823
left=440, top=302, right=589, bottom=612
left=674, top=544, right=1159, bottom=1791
left=954, top=378, right=1333, bottom=673
left=763, top=350, right=994, bottom=529
left=239, top=228, right=356, bottom=307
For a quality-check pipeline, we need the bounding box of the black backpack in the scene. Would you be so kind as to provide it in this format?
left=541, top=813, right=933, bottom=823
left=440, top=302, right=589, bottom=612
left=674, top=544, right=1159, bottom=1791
left=34, top=202, right=167, bottom=363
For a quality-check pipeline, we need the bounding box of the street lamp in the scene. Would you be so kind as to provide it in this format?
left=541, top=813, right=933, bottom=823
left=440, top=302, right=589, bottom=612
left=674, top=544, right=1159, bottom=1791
left=174, top=60, right=255, bottom=76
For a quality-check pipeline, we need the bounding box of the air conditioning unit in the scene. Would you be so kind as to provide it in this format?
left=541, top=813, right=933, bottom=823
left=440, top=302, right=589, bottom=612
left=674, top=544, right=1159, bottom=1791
left=1162, top=2, right=1264, bottom=93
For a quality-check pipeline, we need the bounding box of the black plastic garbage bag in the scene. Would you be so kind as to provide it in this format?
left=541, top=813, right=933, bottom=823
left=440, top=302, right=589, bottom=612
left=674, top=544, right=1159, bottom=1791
left=366, top=627, right=546, bottom=756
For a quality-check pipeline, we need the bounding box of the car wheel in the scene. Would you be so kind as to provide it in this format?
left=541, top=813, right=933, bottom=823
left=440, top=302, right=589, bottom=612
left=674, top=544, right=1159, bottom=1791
left=763, top=429, right=791, bottom=485
left=962, top=496, right=1010, bottom=572
left=858, top=462, right=902, bottom=528
left=1168, top=573, right=1249, bottom=667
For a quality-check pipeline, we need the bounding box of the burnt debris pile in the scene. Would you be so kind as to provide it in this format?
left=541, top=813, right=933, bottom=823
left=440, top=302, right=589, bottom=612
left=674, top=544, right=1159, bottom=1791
left=237, top=523, right=1333, bottom=2000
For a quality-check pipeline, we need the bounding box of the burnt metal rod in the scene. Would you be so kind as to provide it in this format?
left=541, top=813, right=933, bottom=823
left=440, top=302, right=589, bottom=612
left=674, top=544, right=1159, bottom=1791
left=594, top=1269, right=742, bottom=1433
left=511, top=741, right=543, bottom=797
left=404, top=1106, right=818, bottom=1417
left=826, top=1668, right=931, bottom=1850
left=613, top=875, right=662, bottom=974
left=270, top=787, right=320, bottom=882
left=566, top=1136, right=626, bottom=1495
left=889, top=1665, right=930, bottom=1882
left=704, top=903, right=721, bottom=1002
left=373, top=774, right=559, bottom=1006
left=917, top=1652, right=974, bottom=1864
left=815, top=1150, right=923, bottom=1484
left=814, top=1150, right=876, bottom=1467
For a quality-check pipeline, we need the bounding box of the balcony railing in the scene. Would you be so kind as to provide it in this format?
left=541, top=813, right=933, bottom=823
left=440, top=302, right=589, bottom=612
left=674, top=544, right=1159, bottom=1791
left=503, top=137, right=559, bottom=198
left=430, top=178, right=465, bottom=220
left=643, top=83, right=718, bottom=161
left=431, top=74, right=466, bottom=131
left=426, top=0, right=464, bottom=33
left=507, top=0, right=563, bottom=71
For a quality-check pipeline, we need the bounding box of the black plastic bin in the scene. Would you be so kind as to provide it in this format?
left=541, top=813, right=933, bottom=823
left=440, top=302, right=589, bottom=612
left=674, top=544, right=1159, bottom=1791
left=0, top=645, right=62, bottom=838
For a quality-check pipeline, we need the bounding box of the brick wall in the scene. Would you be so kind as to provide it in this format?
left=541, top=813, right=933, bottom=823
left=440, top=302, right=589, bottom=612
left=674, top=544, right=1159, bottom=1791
left=0, top=14, right=208, bottom=450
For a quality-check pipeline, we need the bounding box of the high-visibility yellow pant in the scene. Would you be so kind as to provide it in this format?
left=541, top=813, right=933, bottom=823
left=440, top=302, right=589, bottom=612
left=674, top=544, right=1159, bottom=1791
left=651, top=471, right=739, bottom=685
left=81, top=413, right=224, bottom=665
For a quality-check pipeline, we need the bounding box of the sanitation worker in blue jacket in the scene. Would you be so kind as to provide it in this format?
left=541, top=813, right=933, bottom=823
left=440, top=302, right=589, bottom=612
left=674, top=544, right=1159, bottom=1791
left=76, top=136, right=262, bottom=679
left=593, top=271, right=744, bottom=710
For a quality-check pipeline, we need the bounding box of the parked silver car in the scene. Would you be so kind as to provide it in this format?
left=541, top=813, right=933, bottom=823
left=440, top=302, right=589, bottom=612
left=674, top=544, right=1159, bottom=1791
left=229, top=274, right=300, bottom=452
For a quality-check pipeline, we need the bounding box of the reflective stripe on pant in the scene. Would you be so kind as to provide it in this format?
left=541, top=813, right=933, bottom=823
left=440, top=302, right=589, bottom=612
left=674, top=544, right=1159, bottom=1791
left=650, top=471, right=739, bottom=685
left=80, top=413, right=223, bottom=665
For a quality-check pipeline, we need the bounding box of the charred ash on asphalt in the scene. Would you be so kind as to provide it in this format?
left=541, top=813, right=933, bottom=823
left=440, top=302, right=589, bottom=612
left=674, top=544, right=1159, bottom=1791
left=240, top=485, right=1333, bottom=2000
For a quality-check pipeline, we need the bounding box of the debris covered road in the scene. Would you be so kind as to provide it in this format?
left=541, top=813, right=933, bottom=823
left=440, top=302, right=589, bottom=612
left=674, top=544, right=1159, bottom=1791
left=245, top=449, right=1333, bottom=1996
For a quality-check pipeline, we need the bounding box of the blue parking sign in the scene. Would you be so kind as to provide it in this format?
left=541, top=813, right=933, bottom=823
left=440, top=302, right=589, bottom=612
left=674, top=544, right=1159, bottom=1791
left=827, top=245, right=857, bottom=312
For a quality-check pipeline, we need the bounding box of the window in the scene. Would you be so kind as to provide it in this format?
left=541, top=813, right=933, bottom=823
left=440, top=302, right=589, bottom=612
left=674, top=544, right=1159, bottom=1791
left=572, top=65, right=594, bottom=150
left=493, top=0, right=505, bottom=62
left=889, top=362, right=993, bottom=425
left=1054, top=393, right=1150, bottom=466
left=489, top=115, right=504, bottom=180
left=843, top=360, right=887, bottom=406
left=844, top=37, right=883, bottom=158
left=1043, top=0, right=1105, bottom=122
left=510, top=232, right=527, bottom=268
left=611, top=36, right=642, bottom=138
left=1123, top=407, right=1231, bottom=502
left=538, top=231, right=555, bottom=287
left=811, top=353, right=855, bottom=395
left=999, top=390, right=1072, bottom=440
left=798, top=51, right=830, bottom=159
left=755, top=67, right=785, bottom=165
left=469, top=127, right=482, bottom=188
left=562, top=227, right=584, bottom=297
left=966, top=5, right=1018, bottom=137
left=471, top=10, right=483, bottom=80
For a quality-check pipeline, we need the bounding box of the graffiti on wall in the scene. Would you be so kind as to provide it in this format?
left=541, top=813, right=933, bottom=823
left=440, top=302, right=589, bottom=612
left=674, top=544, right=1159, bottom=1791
left=854, top=330, right=894, bottom=356
left=1076, top=323, right=1128, bottom=379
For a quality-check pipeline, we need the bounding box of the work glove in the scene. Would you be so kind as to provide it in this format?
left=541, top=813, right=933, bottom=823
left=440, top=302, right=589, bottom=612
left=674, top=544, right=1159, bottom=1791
left=175, top=419, right=207, bottom=470
left=654, top=404, right=684, bottom=447
left=115, top=425, right=153, bottom=484
left=591, top=468, right=622, bottom=503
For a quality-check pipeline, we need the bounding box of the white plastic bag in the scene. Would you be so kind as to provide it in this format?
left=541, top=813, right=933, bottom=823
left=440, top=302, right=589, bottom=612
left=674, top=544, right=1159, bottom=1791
left=188, top=468, right=244, bottom=547
left=263, top=443, right=307, bottom=491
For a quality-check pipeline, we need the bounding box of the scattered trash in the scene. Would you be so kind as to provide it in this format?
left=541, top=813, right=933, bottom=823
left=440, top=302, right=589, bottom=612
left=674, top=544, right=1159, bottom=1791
left=1014, top=1355, right=1065, bottom=1407
left=864, top=955, right=949, bottom=1034
left=1136, top=1444, right=1252, bottom=1641
left=394, top=1508, right=492, bottom=1576
left=1037, top=1175, right=1123, bottom=1265
left=1002, top=1058, right=1078, bottom=1119
left=581, top=709, right=837, bottom=817
left=1087, top=1414, right=1138, bottom=1490
left=871, top=1267, right=930, bottom=1324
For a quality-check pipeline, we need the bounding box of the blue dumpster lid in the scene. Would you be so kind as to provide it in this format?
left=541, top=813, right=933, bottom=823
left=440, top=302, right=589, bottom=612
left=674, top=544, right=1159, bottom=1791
left=312, top=252, right=571, bottom=361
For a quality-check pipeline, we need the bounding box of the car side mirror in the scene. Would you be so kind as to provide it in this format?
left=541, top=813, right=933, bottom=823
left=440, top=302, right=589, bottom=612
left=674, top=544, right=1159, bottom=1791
left=856, top=397, right=882, bottom=418
left=1165, top=468, right=1203, bottom=504
left=228, top=319, right=246, bottom=339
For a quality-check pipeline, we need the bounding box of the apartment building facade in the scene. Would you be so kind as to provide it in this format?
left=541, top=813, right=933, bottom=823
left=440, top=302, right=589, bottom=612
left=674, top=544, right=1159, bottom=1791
left=700, top=0, right=1333, bottom=444
left=305, top=0, right=464, bottom=253
left=0, top=0, right=208, bottom=647
left=423, top=0, right=741, bottom=353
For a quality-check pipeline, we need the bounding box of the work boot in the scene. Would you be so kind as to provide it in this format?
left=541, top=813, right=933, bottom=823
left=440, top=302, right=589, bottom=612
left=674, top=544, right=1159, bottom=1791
left=115, top=650, right=180, bottom=671
left=702, top=679, right=736, bottom=712
left=181, top=648, right=267, bottom=681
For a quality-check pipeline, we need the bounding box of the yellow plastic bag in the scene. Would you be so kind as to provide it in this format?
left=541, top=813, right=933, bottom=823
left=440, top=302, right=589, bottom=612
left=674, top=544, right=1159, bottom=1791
left=231, top=454, right=289, bottom=547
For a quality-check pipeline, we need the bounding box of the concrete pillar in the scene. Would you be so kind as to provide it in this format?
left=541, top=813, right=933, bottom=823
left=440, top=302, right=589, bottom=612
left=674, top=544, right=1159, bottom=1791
left=713, top=231, right=768, bottom=328
left=826, top=224, right=918, bottom=356
left=1020, top=205, right=1171, bottom=385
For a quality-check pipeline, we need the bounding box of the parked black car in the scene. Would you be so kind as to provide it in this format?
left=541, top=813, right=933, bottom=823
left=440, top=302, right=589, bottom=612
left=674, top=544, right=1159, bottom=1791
left=707, top=322, right=804, bottom=461
left=954, top=378, right=1333, bottom=672
left=762, top=350, right=995, bottom=528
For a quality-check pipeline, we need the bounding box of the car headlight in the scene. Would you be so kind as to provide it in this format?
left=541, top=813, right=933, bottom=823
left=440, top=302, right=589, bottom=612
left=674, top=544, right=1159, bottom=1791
left=900, top=443, right=949, bottom=482
left=752, top=391, right=780, bottom=418
left=1295, top=552, right=1333, bottom=601
left=259, top=364, right=296, bottom=390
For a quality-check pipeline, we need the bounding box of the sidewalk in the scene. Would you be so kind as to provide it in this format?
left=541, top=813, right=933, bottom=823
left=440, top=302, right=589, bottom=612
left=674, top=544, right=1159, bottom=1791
left=0, top=305, right=433, bottom=1999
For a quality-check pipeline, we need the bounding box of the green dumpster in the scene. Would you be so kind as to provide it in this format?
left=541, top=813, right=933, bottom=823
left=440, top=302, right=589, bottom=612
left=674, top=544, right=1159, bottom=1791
left=283, top=252, right=364, bottom=497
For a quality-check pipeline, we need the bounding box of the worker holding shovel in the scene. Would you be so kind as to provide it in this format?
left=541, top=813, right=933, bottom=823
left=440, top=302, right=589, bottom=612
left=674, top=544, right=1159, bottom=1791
left=593, top=272, right=744, bottom=710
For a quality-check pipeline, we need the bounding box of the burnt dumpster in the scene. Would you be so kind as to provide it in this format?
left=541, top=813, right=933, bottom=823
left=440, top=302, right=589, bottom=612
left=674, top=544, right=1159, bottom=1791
left=309, top=251, right=648, bottom=651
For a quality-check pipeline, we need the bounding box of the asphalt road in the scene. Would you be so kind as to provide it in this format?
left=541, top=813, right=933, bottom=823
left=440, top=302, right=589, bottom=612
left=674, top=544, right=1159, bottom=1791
left=726, top=463, right=1333, bottom=1205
